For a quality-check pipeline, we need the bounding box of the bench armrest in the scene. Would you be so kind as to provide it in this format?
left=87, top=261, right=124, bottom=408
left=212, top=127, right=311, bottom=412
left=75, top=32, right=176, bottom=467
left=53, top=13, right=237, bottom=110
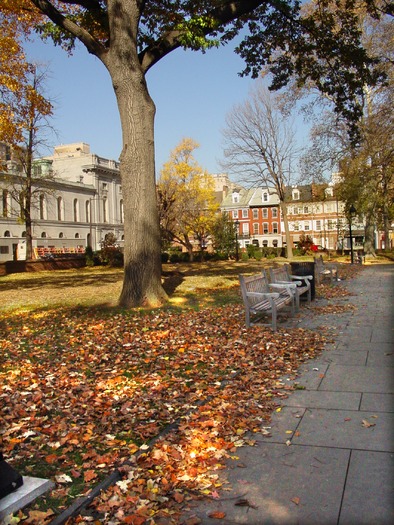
left=275, top=280, right=299, bottom=288
left=247, top=291, right=280, bottom=299
left=269, top=283, right=294, bottom=295
left=290, top=274, right=313, bottom=282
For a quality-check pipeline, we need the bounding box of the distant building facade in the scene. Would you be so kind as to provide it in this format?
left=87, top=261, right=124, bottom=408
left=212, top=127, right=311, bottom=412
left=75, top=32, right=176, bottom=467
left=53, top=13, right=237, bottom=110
left=220, top=182, right=367, bottom=253
left=220, top=187, right=282, bottom=249
left=0, top=142, right=124, bottom=261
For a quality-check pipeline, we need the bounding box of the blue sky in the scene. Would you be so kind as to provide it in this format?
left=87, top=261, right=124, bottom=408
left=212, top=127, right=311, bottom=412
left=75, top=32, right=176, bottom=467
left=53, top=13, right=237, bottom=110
left=26, top=37, right=309, bottom=176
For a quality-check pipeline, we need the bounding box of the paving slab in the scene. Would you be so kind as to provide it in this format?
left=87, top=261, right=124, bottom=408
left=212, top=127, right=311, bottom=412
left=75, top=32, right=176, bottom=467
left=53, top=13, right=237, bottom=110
left=292, top=408, right=394, bottom=452
left=339, top=450, right=394, bottom=525
left=187, top=443, right=350, bottom=525
left=319, top=364, right=394, bottom=394
left=0, top=477, right=54, bottom=520
left=336, top=341, right=393, bottom=354
left=282, top=390, right=361, bottom=411
left=320, top=350, right=368, bottom=366
left=360, top=393, right=394, bottom=413
left=366, top=350, right=394, bottom=367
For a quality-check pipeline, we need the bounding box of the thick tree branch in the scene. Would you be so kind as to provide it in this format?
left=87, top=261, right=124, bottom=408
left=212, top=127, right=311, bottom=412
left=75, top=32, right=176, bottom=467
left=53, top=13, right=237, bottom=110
left=140, top=0, right=267, bottom=73
left=30, top=0, right=107, bottom=58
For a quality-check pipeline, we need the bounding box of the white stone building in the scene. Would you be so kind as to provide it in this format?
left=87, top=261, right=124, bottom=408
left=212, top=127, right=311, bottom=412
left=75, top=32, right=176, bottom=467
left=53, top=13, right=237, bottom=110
left=0, top=143, right=124, bottom=261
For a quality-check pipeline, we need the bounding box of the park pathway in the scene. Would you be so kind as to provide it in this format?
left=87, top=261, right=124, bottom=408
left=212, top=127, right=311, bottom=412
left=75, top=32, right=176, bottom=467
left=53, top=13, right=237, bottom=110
left=184, top=263, right=394, bottom=525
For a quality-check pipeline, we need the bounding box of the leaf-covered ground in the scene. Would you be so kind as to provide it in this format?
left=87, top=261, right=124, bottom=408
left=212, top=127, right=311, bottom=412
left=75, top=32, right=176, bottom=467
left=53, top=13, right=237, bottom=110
left=0, top=261, right=364, bottom=524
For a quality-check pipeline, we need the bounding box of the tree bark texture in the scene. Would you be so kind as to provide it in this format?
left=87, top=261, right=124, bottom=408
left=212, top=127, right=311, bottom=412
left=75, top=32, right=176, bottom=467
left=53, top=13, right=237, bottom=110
left=103, top=2, right=167, bottom=307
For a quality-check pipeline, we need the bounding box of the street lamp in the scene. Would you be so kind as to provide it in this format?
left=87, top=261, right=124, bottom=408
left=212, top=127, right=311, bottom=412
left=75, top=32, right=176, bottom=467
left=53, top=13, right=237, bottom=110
left=235, top=220, right=240, bottom=261
left=349, top=204, right=356, bottom=264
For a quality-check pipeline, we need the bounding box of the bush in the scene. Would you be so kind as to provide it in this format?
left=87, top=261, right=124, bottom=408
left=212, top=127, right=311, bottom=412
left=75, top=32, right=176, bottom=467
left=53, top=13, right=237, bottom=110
left=247, top=244, right=256, bottom=258
left=99, top=233, right=124, bottom=267
left=241, top=251, right=249, bottom=261
left=254, top=250, right=263, bottom=261
left=169, top=252, right=180, bottom=263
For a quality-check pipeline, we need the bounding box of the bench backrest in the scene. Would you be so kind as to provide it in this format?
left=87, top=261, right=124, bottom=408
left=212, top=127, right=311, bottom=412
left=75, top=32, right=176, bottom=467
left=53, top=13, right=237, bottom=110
left=269, top=266, right=288, bottom=283
left=239, top=273, right=270, bottom=307
left=314, top=256, right=324, bottom=271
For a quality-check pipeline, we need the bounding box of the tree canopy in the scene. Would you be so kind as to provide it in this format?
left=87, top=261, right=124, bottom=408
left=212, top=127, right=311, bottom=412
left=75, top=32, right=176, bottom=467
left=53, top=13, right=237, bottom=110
left=158, top=138, right=219, bottom=260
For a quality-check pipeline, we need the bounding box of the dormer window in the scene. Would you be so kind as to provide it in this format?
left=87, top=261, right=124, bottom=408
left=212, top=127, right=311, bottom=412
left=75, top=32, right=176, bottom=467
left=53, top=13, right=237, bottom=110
left=232, top=191, right=239, bottom=204
left=292, top=189, right=300, bottom=200
left=262, top=191, right=269, bottom=202
left=325, top=187, right=333, bottom=197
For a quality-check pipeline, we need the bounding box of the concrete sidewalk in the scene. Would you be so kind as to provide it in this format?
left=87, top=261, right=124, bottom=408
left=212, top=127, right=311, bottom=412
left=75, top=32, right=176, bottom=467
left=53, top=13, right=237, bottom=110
left=186, top=264, right=394, bottom=525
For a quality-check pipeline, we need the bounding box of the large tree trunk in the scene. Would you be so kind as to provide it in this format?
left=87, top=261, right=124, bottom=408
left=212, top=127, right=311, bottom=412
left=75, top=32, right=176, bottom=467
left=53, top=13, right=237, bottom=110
left=106, top=58, right=167, bottom=307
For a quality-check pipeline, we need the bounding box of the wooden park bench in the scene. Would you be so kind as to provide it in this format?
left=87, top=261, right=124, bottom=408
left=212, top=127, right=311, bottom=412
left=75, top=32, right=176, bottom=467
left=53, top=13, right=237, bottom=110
left=239, top=271, right=295, bottom=331
left=268, top=264, right=312, bottom=310
left=314, top=255, right=339, bottom=285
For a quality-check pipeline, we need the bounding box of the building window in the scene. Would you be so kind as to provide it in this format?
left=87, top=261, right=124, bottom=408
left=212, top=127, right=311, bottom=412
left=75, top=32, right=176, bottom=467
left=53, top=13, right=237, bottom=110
left=103, top=197, right=108, bottom=223
left=305, top=222, right=310, bottom=231
left=232, top=192, right=239, bottom=203
left=304, top=206, right=309, bottom=214
left=263, top=222, right=269, bottom=234
left=325, top=187, right=333, bottom=197
left=327, top=220, right=334, bottom=230
left=294, top=223, right=299, bottom=231
left=292, top=189, right=300, bottom=200
left=252, top=209, right=259, bottom=219
left=316, top=220, right=321, bottom=231
left=73, top=198, right=79, bottom=222
left=242, top=208, right=248, bottom=218
left=232, top=210, right=239, bottom=219
left=262, top=192, right=269, bottom=202
left=273, top=240, right=278, bottom=247
left=263, top=208, right=268, bottom=219
left=59, top=232, right=64, bottom=238
left=242, top=223, right=249, bottom=235
left=272, top=208, right=278, bottom=218
left=2, top=190, right=9, bottom=217
left=253, top=223, right=259, bottom=234
left=75, top=233, right=80, bottom=239
left=262, top=240, right=268, bottom=247
left=33, top=164, right=42, bottom=176
left=85, top=200, right=90, bottom=222
left=4, top=230, right=11, bottom=237
left=39, top=194, right=46, bottom=220
left=41, top=232, right=47, bottom=238
left=0, top=246, right=10, bottom=254
left=272, top=222, right=278, bottom=234
left=57, top=197, right=63, bottom=221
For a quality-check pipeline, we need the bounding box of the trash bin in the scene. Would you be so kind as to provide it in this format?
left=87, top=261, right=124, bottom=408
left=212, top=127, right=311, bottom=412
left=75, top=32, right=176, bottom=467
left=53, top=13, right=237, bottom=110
left=290, top=261, right=316, bottom=300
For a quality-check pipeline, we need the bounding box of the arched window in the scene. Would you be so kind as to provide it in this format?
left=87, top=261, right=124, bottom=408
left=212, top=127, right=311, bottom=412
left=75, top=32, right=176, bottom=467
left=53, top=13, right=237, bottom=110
left=21, top=231, right=26, bottom=237
left=41, top=232, right=47, bottom=238
left=57, top=197, right=63, bottom=221
left=73, top=198, right=79, bottom=222
left=103, top=197, right=108, bottom=223
left=120, top=199, right=124, bottom=223
left=39, top=194, right=46, bottom=220
left=2, top=190, right=9, bottom=217
left=75, top=233, right=80, bottom=239
left=4, top=230, right=11, bottom=237
left=59, top=232, right=64, bottom=239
